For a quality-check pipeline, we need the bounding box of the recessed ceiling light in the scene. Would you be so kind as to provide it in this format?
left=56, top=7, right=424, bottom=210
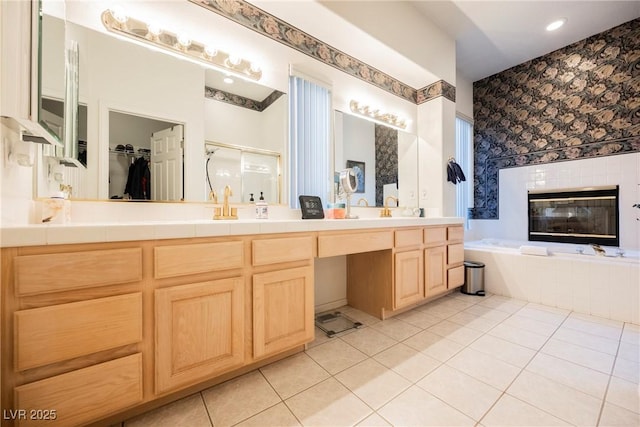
left=546, top=18, right=567, bottom=32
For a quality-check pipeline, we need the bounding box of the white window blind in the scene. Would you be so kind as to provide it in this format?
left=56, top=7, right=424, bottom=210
left=455, top=115, right=474, bottom=227
left=289, top=75, right=332, bottom=208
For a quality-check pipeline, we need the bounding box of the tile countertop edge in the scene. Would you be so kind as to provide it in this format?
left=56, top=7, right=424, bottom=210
left=0, top=217, right=464, bottom=248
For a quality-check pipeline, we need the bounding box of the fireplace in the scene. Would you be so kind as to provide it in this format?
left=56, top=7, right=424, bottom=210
left=528, top=186, right=619, bottom=246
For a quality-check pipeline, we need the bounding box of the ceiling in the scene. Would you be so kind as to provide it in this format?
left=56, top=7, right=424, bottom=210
left=409, top=1, right=640, bottom=82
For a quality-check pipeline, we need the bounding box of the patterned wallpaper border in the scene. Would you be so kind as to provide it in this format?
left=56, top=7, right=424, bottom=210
left=189, top=0, right=455, bottom=104
left=471, top=18, right=640, bottom=220
left=205, top=86, right=285, bottom=111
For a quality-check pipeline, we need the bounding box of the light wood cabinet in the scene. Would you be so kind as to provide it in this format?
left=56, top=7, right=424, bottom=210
left=425, top=246, right=447, bottom=297
left=393, top=249, right=424, bottom=309
left=253, top=266, right=314, bottom=359
left=155, top=278, right=245, bottom=393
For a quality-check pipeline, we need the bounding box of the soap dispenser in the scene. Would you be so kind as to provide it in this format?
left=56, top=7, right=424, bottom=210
left=255, top=191, right=268, bottom=219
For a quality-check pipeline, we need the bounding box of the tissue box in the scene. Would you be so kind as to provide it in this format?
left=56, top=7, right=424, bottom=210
left=325, top=203, right=346, bottom=219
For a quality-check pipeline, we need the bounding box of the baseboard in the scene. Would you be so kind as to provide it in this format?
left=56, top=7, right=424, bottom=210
left=314, top=298, right=348, bottom=314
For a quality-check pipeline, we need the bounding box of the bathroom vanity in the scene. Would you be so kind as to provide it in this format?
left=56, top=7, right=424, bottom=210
left=0, top=218, right=462, bottom=426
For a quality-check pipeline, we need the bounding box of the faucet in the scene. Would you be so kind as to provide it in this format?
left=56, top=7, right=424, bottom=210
left=357, top=198, right=369, bottom=207
left=213, top=185, right=238, bottom=220
left=380, top=196, right=398, bottom=217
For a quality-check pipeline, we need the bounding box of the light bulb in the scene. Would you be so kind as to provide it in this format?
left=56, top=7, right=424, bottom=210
left=204, top=46, right=218, bottom=58
left=250, top=62, right=261, bottom=73
left=177, top=32, right=191, bottom=47
left=227, top=55, right=241, bottom=66
left=146, top=22, right=162, bottom=37
left=110, top=6, right=128, bottom=24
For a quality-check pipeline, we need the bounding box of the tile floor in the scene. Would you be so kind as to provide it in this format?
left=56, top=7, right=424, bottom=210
left=124, top=293, right=640, bottom=427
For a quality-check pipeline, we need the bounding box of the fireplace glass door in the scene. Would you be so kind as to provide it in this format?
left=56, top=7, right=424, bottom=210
left=528, top=186, right=619, bottom=246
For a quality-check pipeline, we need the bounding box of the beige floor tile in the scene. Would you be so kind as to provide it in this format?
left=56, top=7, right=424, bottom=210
left=448, top=311, right=500, bottom=333
left=599, top=402, right=640, bottom=426
left=285, top=378, right=372, bottom=426
left=356, top=412, right=391, bottom=426
left=463, top=305, right=512, bottom=322
left=418, top=301, right=460, bottom=319
left=427, top=320, right=485, bottom=346
left=507, top=370, right=602, bottom=426
left=370, top=318, right=422, bottom=341
left=605, top=376, right=640, bottom=414
left=395, top=309, right=442, bottom=329
left=434, top=296, right=477, bottom=311
left=260, top=352, right=330, bottom=399
left=417, top=364, right=503, bottom=421
left=342, top=307, right=382, bottom=326
left=305, top=338, right=367, bottom=375
left=373, top=342, right=441, bottom=382
left=568, top=311, right=624, bottom=328
left=307, top=326, right=334, bottom=348
left=469, top=334, right=536, bottom=368
left=125, top=394, right=211, bottom=427
left=526, top=353, right=610, bottom=398
left=563, top=316, right=623, bottom=340
left=201, top=370, right=281, bottom=426
left=403, top=330, right=465, bottom=362
left=234, top=403, right=300, bottom=427
left=446, top=348, right=522, bottom=390
left=481, top=394, right=571, bottom=426
left=618, top=341, right=639, bottom=363
left=335, top=359, right=411, bottom=409
left=488, top=323, right=549, bottom=350
left=613, top=356, right=639, bottom=384
left=478, top=295, right=527, bottom=313
left=621, top=324, right=640, bottom=345
left=501, top=314, right=559, bottom=337
left=552, top=326, right=620, bottom=355
left=340, top=327, right=397, bottom=356
left=517, top=304, right=569, bottom=325
left=378, top=385, right=475, bottom=426
left=542, top=338, right=615, bottom=374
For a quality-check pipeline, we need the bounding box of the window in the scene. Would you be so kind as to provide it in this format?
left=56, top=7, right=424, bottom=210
left=288, top=74, right=332, bottom=208
left=455, top=115, right=473, bottom=227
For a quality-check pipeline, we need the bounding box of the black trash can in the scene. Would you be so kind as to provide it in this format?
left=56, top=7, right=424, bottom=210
left=461, top=261, right=485, bottom=296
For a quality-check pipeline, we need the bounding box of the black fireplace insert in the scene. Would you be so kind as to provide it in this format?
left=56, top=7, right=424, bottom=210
left=528, top=186, right=619, bottom=246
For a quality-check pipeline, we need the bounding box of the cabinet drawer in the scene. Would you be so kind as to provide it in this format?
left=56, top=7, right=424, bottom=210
left=447, top=243, right=465, bottom=266
left=448, top=265, right=465, bottom=288
left=15, top=293, right=142, bottom=371
left=252, top=236, right=314, bottom=266
left=395, top=229, right=423, bottom=248
left=155, top=241, right=244, bottom=278
left=15, top=248, right=142, bottom=296
left=14, top=354, right=143, bottom=427
left=318, top=231, right=393, bottom=257
left=424, top=227, right=446, bottom=246
left=447, top=226, right=464, bottom=242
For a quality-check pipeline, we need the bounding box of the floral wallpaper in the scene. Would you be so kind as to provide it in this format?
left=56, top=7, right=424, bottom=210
left=471, top=18, right=640, bottom=219
left=205, top=86, right=284, bottom=111
left=190, top=0, right=455, bottom=104
left=375, top=124, right=398, bottom=206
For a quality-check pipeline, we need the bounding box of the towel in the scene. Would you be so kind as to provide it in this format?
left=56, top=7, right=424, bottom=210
left=519, top=245, right=549, bottom=256
left=447, top=160, right=466, bottom=185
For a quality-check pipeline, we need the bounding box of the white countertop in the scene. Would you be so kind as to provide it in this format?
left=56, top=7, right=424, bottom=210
left=0, top=217, right=463, bottom=247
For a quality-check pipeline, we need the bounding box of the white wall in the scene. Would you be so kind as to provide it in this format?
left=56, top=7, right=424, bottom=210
left=467, top=153, right=640, bottom=250
left=455, top=72, right=473, bottom=120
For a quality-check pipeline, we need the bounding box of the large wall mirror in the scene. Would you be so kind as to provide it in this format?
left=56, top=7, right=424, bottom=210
left=38, top=1, right=288, bottom=203
left=334, top=111, right=418, bottom=209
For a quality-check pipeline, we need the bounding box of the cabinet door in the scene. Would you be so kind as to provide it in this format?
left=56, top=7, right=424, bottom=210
left=425, top=246, right=447, bottom=297
left=393, top=250, right=424, bottom=309
left=253, top=266, right=314, bottom=359
left=155, top=278, right=244, bottom=393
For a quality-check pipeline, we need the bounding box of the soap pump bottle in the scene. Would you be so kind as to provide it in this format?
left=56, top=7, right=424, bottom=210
left=255, top=192, right=268, bottom=219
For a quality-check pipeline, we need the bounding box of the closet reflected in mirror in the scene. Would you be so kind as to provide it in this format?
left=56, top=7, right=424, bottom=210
left=108, top=111, right=184, bottom=201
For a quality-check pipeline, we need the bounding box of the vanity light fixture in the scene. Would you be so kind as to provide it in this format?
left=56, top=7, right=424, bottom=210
left=349, top=100, right=407, bottom=130
left=101, top=9, right=262, bottom=81
left=546, top=18, right=567, bottom=31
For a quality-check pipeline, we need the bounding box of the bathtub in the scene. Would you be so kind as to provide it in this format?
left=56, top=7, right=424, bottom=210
left=464, top=239, right=639, bottom=324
